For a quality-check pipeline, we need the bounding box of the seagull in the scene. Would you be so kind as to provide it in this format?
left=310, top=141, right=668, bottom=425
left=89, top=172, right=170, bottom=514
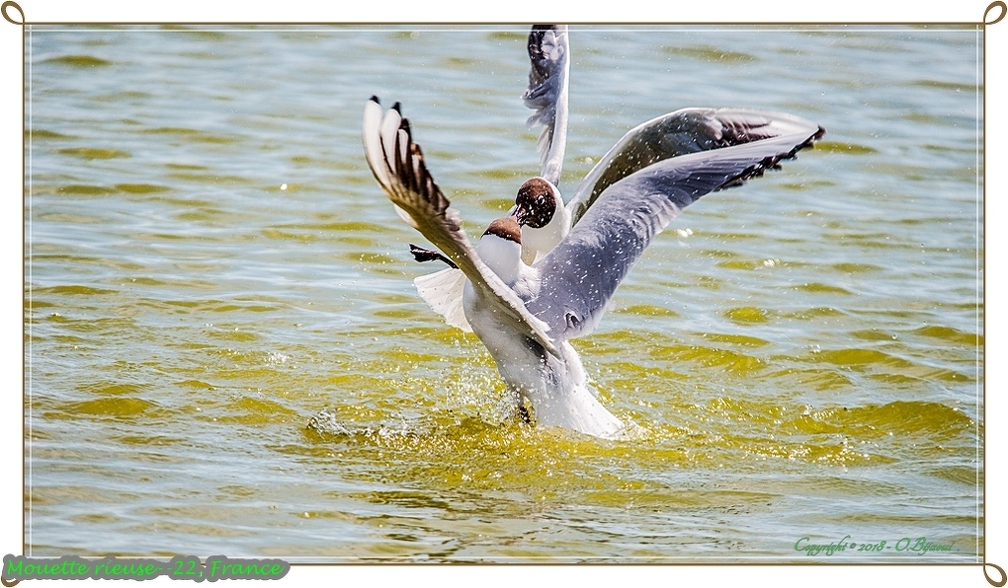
left=362, top=93, right=823, bottom=438
left=511, top=24, right=571, bottom=263
left=409, top=25, right=571, bottom=332
left=411, top=25, right=827, bottom=337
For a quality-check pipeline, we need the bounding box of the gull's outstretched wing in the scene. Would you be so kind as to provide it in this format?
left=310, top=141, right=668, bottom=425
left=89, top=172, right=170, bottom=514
left=528, top=123, right=825, bottom=341
left=566, top=108, right=823, bottom=225
left=523, top=24, right=570, bottom=186
left=362, top=97, right=556, bottom=355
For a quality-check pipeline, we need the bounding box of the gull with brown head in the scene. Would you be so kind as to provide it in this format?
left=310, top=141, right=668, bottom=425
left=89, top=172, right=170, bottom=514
left=362, top=90, right=823, bottom=438
left=412, top=25, right=827, bottom=338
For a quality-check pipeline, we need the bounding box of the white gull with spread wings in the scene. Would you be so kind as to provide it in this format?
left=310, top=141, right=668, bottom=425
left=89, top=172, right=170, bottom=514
left=362, top=91, right=823, bottom=438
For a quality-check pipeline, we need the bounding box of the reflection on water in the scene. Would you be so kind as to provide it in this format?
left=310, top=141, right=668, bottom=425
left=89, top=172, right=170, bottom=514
left=26, top=25, right=981, bottom=561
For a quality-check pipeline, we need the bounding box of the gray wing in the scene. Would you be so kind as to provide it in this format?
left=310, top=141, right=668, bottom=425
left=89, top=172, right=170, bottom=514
left=566, top=108, right=824, bottom=225
left=523, top=24, right=570, bottom=186
left=527, top=124, right=825, bottom=341
left=362, top=97, right=558, bottom=356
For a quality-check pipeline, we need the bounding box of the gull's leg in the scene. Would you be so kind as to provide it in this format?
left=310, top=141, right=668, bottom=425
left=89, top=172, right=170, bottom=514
left=409, top=243, right=458, bottom=269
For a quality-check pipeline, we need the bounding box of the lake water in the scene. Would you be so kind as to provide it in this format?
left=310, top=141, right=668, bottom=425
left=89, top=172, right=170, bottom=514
left=23, top=24, right=983, bottom=564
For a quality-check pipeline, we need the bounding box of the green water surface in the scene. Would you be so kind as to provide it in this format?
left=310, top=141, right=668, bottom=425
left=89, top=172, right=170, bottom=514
left=25, top=25, right=982, bottom=562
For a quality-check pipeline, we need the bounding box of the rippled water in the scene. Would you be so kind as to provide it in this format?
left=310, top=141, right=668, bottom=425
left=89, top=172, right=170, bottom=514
left=25, top=24, right=982, bottom=562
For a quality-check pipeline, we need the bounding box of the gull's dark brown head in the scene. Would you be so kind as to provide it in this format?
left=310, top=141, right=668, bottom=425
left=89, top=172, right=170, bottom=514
left=483, top=216, right=522, bottom=245
left=513, top=177, right=557, bottom=229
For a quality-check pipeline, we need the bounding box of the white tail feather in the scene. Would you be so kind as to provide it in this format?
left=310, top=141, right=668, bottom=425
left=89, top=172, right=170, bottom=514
left=413, top=267, right=472, bottom=332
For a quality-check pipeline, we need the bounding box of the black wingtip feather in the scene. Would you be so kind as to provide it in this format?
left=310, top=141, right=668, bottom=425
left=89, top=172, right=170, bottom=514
left=369, top=95, right=380, bottom=104
left=717, top=126, right=825, bottom=191
left=395, top=126, right=416, bottom=193
left=371, top=98, right=459, bottom=231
